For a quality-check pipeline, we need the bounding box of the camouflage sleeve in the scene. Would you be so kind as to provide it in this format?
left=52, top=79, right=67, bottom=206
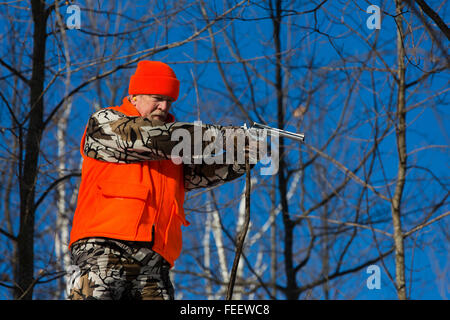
left=84, top=108, right=249, bottom=190
left=183, top=162, right=250, bottom=191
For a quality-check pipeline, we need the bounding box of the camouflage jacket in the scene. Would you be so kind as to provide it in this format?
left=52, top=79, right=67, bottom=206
left=83, top=108, right=248, bottom=191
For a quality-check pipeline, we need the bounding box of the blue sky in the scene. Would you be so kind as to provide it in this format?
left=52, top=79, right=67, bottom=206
left=0, top=0, right=448, bottom=299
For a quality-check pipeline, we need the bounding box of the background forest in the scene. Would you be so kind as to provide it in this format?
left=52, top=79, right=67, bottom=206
left=0, top=0, right=448, bottom=300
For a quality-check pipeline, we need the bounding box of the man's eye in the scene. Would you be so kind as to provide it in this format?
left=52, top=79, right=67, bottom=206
left=151, top=96, right=172, bottom=103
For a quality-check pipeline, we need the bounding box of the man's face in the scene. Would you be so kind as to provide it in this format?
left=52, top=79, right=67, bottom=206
left=131, top=94, right=173, bottom=121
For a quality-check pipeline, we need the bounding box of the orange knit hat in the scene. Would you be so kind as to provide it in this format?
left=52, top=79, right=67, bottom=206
left=128, top=61, right=180, bottom=101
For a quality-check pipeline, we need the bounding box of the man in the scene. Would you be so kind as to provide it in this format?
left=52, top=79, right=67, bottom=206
left=67, top=60, right=259, bottom=300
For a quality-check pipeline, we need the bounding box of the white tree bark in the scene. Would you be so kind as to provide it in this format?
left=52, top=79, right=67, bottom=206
left=54, top=1, right=74, bottom=298
left=203, top=206, right=213, bottom=299
left=249, top=170, right=302, bottom=246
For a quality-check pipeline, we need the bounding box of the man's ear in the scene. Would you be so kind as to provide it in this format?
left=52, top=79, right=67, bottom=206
left=130, top=95, right=137, bottom=105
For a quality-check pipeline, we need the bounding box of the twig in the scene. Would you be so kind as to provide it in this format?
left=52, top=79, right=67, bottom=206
left=404, top=211, right=450, bottom=238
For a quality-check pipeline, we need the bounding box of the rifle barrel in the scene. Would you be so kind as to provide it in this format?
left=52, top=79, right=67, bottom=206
left=252, top=122, right=305, bottom=142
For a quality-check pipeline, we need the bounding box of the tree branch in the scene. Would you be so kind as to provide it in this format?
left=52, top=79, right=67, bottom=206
left=413, top=0, right=450, bottom=41
left=0, top=228, right=16, bottom=241
left=0, top=58, right=30, bottom=85
left=34, top=172, right=81, bottom=211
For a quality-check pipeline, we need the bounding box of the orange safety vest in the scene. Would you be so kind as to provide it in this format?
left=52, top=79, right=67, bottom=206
left=69, top=98, right=189, bottom=267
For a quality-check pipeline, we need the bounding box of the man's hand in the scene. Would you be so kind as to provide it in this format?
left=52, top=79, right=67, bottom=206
left=221, top=126, right=268, bottom=165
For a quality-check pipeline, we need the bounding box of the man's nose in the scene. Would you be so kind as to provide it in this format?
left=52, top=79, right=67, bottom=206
left=157, top=100, right=170, bottom=111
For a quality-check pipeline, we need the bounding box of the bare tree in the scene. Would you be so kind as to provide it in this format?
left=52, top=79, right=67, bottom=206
left=0, top=0, right=447, bottom=300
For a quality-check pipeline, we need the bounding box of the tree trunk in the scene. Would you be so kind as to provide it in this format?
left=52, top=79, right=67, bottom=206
left=271, top=0, right=298, bottom=300
left=14, top=0, right=47, bottom=300
left=392, top=0, right=407, bottom=300
left=270, top=175, right=277, bottom=297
